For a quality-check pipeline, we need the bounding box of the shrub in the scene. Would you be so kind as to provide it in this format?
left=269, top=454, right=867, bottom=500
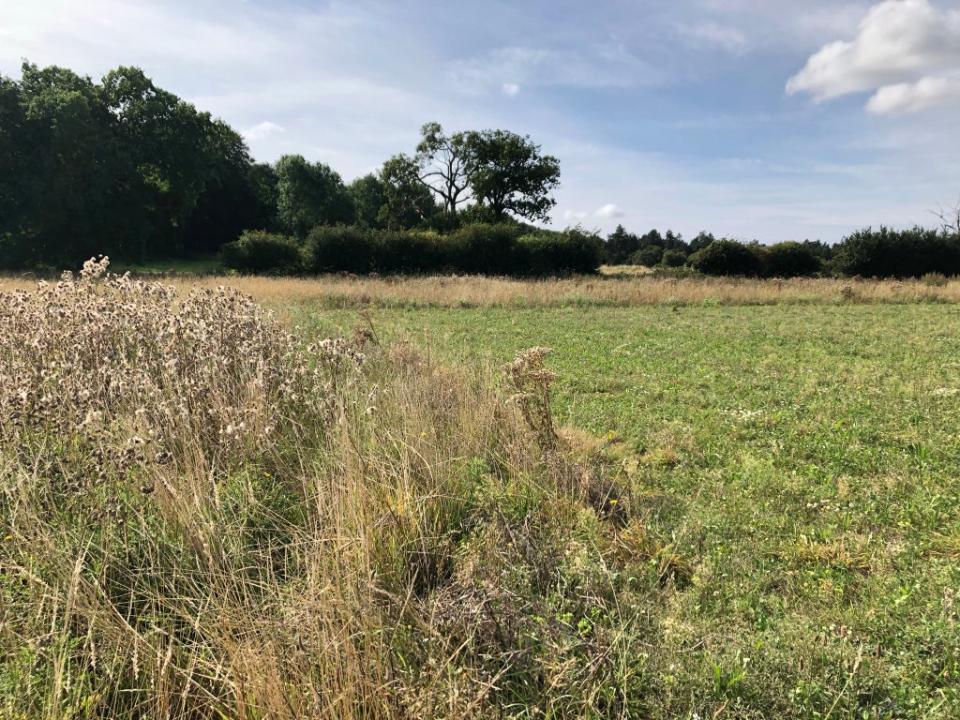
left=764, top=241, right=822, bottom=278
left=660, top=249, right=687, bottom=267
left=305, top=225, right=376, bottom=273
left=630, top=245, right=663, bottom=267
left=221, top=230, right=303, bottom=274
left=448, top=223, right=524, bottom=275
left=517, top=228, right=603, bottom=276
left=374, top=229, right=451, bottom=273
left=688, top=239, right=764, bottom=277
left=832, top=226, right=960, bottom=278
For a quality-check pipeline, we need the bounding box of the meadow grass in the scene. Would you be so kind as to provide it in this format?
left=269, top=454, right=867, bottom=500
left=3, top=272, right=960, bottom=308
left=296, top=302, right=960, bottom=718
left=3, top=268, right=959, bottom=718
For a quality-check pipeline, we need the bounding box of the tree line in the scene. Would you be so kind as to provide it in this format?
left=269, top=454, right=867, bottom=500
left=3, top=61, right=960, bottom=279
left=601, top=223, right=960, bottom=279
left=0, top=62, right=564, bottom=272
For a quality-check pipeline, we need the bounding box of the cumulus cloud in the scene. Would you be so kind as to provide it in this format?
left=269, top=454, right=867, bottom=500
left=786, top=0, right=960, bottom=113
left=242, top=121, right=285, bottom=141
left=595, top=203, right=625, bottom=219
left=866, top=76, right=960, bottom=114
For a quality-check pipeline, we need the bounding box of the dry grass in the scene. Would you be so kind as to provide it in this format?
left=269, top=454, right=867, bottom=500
left=3, top=272, right=956, bottom=308
left=0, top=261, right=647, bottom=718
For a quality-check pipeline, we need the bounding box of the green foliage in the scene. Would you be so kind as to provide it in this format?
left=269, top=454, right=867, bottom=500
left=764, top=241, right=823, bottom=278
left=447, top=222, right=524, bottom=274
left=630, top=244, right=664, bottom=267
left=660, top=248, right=687, bottom=267
left=347, top=173, right=387, bottom=228
left=689, top=239, right=764, bottom=277
left=833, top=226, right=960, bottom=278
left=305, top=225, right=376, bottom=274
left=275, top=155, right=355, bottom=238
left=221, top=230, right=303, bottom=274
left=517, top=228, right=605, bottom=276
left=379, top=154, right=438, bottom=229
left=605, top=225, right=641, bottom=264
left=467, top=129, right=561, bottom=222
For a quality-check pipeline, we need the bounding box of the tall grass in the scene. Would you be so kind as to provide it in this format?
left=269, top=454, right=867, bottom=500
left=1, top=273, right=955, bottom=308
left=0, top=259, right=653, bottom=718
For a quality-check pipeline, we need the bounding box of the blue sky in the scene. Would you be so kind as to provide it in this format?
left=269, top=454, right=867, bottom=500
left=2, top=0, right=959, bottom=242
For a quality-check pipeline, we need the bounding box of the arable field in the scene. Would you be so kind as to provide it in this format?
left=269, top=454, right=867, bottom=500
left=3, top=272, right=960, bottom=719
left=297, top=302, right=960, bottom=717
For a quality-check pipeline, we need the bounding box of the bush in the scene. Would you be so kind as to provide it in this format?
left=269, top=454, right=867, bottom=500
left=221, top=230, right=303, bottom=274
left=373, top=229, right=450, bottom=274
left=688, top=239, right=764, bottom=277
left=764, top=241, right=822, bottom=278
left=660, top=249, right=687, bottom=267
left=517, top=228, right=604, bottom=276
left=448, top=223, right=524, bottom=275
left=630, top=245, right=663, bottom=267
left=833, top=226, right=960, bottom=278
left=305, top=225, right=376, bottom=273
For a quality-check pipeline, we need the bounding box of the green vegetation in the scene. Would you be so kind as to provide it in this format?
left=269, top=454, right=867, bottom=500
left=293, top=302, right=960, bottom=717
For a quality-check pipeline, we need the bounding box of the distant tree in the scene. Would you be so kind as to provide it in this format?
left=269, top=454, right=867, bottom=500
left=688, top=231, right=715, bottom=253
left=663, top=229, right=686, bottom=252
left=182, top=119, right=260, bottom=255
left=415, top=122, right=475, bottom=214
left=660, top=249, right=687, bottom=267
left=245, top=162, right=280, bottom=231
left=631, top=245, right=663, bottom=267
left=764, top=241, right=822, bottom=278
left=689, top=239, right=764, bottom=276
left=605, top=225, right=640, bottom=264
left=379, top=154, right=438, bottom=229
left=832, top=226, right=960, bottom=278
left=275, top=155, right=355, bottom=238
left=348, top=173, right=387, bottom=228
left=14, top=63, right=132, bottom=265
left=0, top=75, right=29, bottom=264
left=101, top=66, right=224, bottom=257
left=467, top=129, right=560, bottom=222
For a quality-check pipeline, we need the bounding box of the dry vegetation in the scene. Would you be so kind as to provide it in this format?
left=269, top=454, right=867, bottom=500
left=4, top=271, right=958, bottom=308
left=0, top=260, right=652, bottom=718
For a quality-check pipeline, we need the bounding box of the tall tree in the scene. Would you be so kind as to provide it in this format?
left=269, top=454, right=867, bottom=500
left=467, top=129, right=560, bottom=222
left=605, top=225, right=640, bottom=264
left=348, top=173, right=387, bottom=228
left=379, top=154, right=438, bottom=229
left=15, top=63, right=130, bottom=265
left=275, top=155, right=355, bottom=238
left=101, top=66, right=240, bottom=258
left=415, top=122, right=475, bottom=214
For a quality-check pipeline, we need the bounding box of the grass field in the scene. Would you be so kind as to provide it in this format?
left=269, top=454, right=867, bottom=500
left=295, top=302, right=960, bottom=716
left=3, top=271, right=960, bottom=718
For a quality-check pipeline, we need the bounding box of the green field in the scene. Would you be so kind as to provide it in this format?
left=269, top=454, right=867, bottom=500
left=298, top=303, right=960, bottom=715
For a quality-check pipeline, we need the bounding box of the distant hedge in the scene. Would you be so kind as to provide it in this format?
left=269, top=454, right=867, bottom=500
left=832, top=226, right=960, bottom=278
left=221, top=231, right=303, bottom=275
left=223, top=223, right=604, bottom=276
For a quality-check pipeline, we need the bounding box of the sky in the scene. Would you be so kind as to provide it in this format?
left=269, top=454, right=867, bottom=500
left=1, top=0, right=959, bottom=242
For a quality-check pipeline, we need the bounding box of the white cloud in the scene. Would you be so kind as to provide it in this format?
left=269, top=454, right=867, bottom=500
left=677, top=22, right=749, bottom=54
left=242, top=120, right=285, bottom=141
left=448, top=44, right=661, bottom=95
left=866, top=75, right=960, bottom=114
left=501, top=82, right=520, bottom=96
left=595, top=203, right=625, bottom=219
left=787, top=0, right=960, bottom=112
